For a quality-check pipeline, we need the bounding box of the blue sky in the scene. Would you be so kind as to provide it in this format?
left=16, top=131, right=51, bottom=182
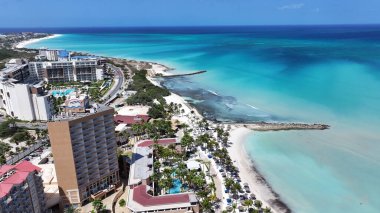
left=0, top=0, right=379, bottom=27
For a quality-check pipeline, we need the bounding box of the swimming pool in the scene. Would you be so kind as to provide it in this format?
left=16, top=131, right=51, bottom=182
left=168, top=179, right=182, bottom=194
left=51, top=89, right=74, bottom=97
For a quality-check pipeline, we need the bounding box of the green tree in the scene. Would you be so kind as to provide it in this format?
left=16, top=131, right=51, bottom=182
left=118, top=198, right=126, bottom=208
left=263, top=207, right=272, bottom=213
left=92, top=199, right=105, bottom=212
left=200, top=197, right=213, bottom=212
left=254, top=200, right=262, bottom=210
left=232, top=202, right=238, bottom=213
left=180, top=132, right=194, bottom=153
left=64, top=205, right=80, bottom=213
left=243, top=199, right=254, bottom=209
left=148, top=103, right=166, bottom=119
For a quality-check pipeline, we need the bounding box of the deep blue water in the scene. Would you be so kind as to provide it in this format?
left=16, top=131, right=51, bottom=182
left=23, top=26, right=380, bottom=213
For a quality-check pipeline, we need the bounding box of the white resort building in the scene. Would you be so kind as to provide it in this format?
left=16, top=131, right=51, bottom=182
left=28, top=60, right=102, bottom=83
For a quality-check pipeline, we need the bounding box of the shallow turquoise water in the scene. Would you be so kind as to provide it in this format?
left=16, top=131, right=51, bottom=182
left=51, top=88, right=74, bottom=97
left=168, top=179, right=182, bottom=194
left=28, top=27, right=380, bottom=212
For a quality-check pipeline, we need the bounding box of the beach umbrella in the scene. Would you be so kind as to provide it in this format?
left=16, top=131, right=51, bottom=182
left=250, top=193, right=256, bottom=199
left=238, top=206, right=246, bottom=212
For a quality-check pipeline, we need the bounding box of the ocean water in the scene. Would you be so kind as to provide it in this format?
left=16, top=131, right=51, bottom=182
left=27, top=26, right=380, bottom=213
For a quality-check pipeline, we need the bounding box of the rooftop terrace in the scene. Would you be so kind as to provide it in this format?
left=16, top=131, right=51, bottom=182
left=51, top=104, right=112, bottom=121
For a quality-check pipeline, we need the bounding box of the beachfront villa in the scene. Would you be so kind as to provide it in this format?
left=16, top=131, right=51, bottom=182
left=126, top=138, right=199, bottom=213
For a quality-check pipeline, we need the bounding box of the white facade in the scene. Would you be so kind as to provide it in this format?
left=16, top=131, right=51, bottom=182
left=39, top=49, right=59, bottom=61
left=0, top=81, right=53, bottom=121
left=96, top=67, right=104, bottom=80
left=32, top=94, right=53, bottom=121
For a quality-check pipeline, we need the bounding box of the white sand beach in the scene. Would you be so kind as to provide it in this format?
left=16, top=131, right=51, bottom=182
left=147, top=63, right=203, bottom=122
left=148, top=63, right=172, bottom=76
left=229, top=127, right=289, bottom=213
left=15, top=34, right=62, bottom=48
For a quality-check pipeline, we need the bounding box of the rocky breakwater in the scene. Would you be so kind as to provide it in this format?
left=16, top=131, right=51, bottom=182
left=234, top=122, right=330, bottom=131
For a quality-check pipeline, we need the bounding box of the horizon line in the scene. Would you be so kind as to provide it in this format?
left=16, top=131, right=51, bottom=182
left=1, top=23, right=380, bottom=29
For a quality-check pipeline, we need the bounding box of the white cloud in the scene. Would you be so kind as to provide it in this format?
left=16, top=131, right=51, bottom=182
left=278, top=3, right=305, bottom=10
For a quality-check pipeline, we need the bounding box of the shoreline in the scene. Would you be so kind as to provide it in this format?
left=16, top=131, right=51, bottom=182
left=229, top=127, right=291, bottom=213
left=19, top=34, right=293, bottom=212
left=148, top=70, right=292, bottom=212
left=15, top=34, right=62, bottom=49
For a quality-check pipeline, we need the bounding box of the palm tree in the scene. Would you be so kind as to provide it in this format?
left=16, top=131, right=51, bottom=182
left=35, top=129, right=41, bottom=140
left=40, top=129, right=48, bottom=139
left=92, top=199, right=105, bottom=212
left=195, top=133, right=210, bottom=148
left=186, top=169, right=197, bottom=188
left=206, top=139, right=218, bottom=152
left=192, top=174, right=206, bottom=190
left=224, top=178, right=235, bottom=190
left=232, top=202, right=238, bottom=213
left=181, top=132, right=194, bottom=153
left=7, top=117, right=17, bottom=128
left=243, top=199, right=254, bottom=209
left=64, top=205, right=79, bottom=213
left=254, top=200, right=262, bottom=210
left=209, top=182, right=216, bottom=194
left=176, top=162, right=187, bottom=186
left=263, top=207, right=272, bottom=213
left=216, top=127, right=224, bottom=141
left=200, top=197, right=213, bottom=212
left=153, top=161, right=161, bottom=171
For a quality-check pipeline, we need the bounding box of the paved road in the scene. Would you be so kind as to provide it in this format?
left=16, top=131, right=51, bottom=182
left=199, top=149, right=224, bottom=213
left=103, top=64, right=126, bottom=105
left=0, top=116, right=47, bottom=129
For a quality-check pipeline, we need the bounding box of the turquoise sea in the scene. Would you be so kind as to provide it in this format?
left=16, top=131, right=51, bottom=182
left=27, top=26, right=380, bottom=213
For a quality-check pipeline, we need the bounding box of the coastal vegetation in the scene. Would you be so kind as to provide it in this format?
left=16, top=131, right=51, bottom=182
left=0, top=33, right=42, bottom=65
left=0, top=48, right=35, bottom=61
left=0, top=142, right=11, bottom=164
left=0, top=118, right=19, bottom=138
left=126, top=69, right=170, bottom=105
left=131, top=119, right=175, bottom=140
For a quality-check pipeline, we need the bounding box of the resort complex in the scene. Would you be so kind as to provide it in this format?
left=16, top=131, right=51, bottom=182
left=0, top=32, right=275, bottom=213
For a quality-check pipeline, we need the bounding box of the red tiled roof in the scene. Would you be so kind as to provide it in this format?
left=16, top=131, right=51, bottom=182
left=0, top=165, right=14, bottom=175
left=0, top=161, right=41, bottom=176
left=0, top=184, right=13, bottom=198
left=1, top=171, right=29, bottom=185
left=133, top=185, right=189, bottom=206
left=0, top=161, right=41, bottom=198
left=137, top=138, right=177, bottom=147
left=114, top=114, right=150, bottom=125
left=13, top=161, right=42, bottom=173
